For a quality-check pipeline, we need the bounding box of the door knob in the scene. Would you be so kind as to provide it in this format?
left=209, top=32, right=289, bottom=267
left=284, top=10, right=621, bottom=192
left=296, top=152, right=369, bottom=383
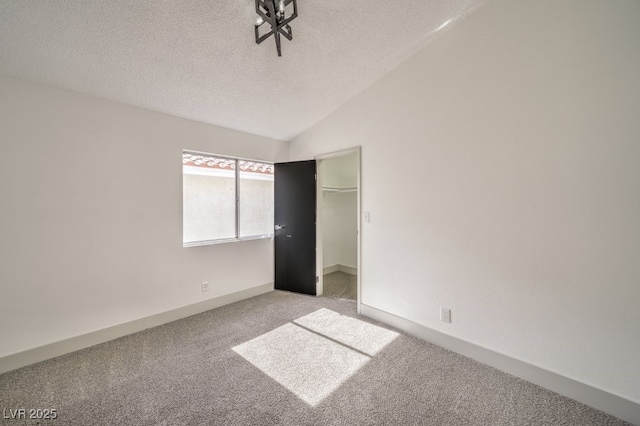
left=275, top=224, right=286, bottom=231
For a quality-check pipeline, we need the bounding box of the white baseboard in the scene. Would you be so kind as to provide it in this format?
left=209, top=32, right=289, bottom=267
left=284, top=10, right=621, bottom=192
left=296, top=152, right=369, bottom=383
left=323, top=264, right=357, bottom=276
left=361, top=303, right=640, bottom=426
left=338, top=264, right=357, bottom=275
left=0, top=283, right=273, bottom=375
left=323, top=264, right=340, bottom=274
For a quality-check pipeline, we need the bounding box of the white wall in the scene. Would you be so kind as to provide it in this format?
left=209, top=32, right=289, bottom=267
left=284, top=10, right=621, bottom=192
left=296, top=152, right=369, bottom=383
left=291, top=0, right=640, bottom=404
left=321, top=154, right=358, bottom=189
left=0, top=75, right=289, bottom=358
left=322, top=191, right=357, bottom=270
left=321, top=155, right=358, bottom=271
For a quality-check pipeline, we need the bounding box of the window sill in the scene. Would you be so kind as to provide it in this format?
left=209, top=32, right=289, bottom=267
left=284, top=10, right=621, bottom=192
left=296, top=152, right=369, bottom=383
left=183, top=234, right=274, bottom=248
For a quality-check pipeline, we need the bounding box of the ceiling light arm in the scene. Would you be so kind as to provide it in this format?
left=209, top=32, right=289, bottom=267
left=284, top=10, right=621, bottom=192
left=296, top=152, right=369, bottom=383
left=277, top=0, right=298, bottom=28
left=254, top=0, right=298, bottom=57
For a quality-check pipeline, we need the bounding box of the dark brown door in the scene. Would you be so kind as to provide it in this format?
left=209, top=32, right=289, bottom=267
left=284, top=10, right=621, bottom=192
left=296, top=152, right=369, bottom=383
left=274, top=160, right=316, bottom=295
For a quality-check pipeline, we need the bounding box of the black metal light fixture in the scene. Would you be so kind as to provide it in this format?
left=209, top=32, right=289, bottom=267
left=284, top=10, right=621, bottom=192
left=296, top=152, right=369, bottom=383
left=254, top=0, right=298, bottom=57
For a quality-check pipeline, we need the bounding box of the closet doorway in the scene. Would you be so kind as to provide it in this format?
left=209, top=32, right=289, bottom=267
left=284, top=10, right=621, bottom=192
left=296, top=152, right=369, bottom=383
left=317, top=149, right=360, bottom=307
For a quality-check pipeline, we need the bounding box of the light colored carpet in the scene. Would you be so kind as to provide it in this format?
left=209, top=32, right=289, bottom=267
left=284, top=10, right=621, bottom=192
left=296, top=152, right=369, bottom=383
left=0, top=291, right=632, bottom=425
left=233, top=316, right=369, bottom=406
left=322, top=271, right=357, bottom=300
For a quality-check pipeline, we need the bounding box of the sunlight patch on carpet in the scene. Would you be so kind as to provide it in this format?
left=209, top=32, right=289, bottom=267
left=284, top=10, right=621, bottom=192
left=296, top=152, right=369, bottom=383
left=232, top=322, right=368, bottom=406
left=232, top=309, right=399, bottom=406
left=294, top=308, right=399, bottom=356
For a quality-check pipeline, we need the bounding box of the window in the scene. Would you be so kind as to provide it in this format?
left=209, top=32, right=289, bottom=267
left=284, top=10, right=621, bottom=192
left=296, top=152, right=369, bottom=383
left=183, top=151, right=274, bottom=246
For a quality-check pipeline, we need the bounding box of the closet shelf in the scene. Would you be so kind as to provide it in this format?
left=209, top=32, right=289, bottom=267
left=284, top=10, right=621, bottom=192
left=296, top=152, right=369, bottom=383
left=322, top=186, right=357, bottom=193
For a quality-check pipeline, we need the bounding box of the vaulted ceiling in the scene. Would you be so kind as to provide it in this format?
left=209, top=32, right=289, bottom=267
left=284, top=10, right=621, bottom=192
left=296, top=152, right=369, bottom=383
left=0, top=0, right=487, bottom=141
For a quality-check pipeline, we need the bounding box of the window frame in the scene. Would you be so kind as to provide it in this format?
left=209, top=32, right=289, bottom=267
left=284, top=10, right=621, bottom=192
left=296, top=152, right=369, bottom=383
left=182, top=150, right=274, bottom=247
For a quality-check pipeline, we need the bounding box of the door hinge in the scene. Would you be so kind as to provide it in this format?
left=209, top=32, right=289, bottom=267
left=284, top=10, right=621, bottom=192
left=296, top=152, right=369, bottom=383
left=315, top=276, right=319, bottom=283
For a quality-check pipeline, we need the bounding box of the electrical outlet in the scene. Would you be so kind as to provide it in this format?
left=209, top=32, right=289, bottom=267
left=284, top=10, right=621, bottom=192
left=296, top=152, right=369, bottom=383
left=440, top=308, right=451, bottom=323
left=201, top=281, right=209, bottom=292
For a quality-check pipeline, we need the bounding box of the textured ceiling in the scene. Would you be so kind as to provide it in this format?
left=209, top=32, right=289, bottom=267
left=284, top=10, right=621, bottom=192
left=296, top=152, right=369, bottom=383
left=0, top=0, right=487, bottom=141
